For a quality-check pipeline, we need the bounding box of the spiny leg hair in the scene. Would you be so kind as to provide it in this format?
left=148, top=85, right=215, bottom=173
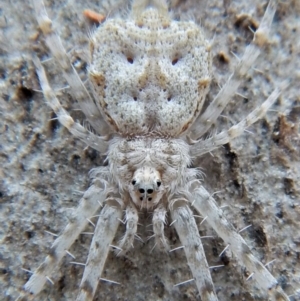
left=116, top=203, right=139, bottom=255
left=77, top=201, right=122, bottom=301
left=24, top=180, right=110, bottom=295
left=190, top=181, right=290, bottom=301
left=188, top=0, right=278, bottom=140
left=32, top=55, right=108, bottom=154
left=190, top=82, right=288, bottom=157
left=152, top=204, right=169, bottom=252
left=171, top=200, right=218, bottom=301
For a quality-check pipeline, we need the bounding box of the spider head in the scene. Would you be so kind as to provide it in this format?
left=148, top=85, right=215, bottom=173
left=129, top=166, right=163, bottom=208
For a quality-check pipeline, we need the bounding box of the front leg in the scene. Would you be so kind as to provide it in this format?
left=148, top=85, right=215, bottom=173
left=152, top=204, right=169, bottom=252
left=189, top=181, right=290, bottom=301
left=170, top=199, right=219, bottom=301
left=77, top=199, right=123, bottom=301
left=117, top=203, right=139, bottom=255
left=24, top=180, right=109, bottom=296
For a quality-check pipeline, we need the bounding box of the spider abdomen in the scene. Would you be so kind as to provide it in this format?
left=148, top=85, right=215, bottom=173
left=89, top=8, right=212, bottom=136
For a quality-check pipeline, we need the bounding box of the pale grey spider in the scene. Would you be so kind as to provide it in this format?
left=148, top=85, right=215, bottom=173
left=22, top=0, right=290, bottom=300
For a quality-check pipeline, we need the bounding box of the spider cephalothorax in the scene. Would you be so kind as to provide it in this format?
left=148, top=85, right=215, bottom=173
left=108, top=138, right=194, bottom=209
left=22, top=0, right=290, bottom=300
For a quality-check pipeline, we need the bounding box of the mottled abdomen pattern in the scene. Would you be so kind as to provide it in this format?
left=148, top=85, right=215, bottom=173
left=89, top=9, right=212, bottom=137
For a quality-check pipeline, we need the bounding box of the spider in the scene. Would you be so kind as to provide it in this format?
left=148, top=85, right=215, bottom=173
left=22, top=0, right=290, bottom=300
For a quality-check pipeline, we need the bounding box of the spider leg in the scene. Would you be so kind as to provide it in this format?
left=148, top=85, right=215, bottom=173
left=152, top=204, right=169, bottom=251
left=32, top=55, right=108, bottom=154
left=24, top=181, right=109, bottom=295
left=132, top=0, right=168, bottom=17
left=170, top=200, right=219, bottom=301
left=188, top=0, right=278, bottom=140
left=190, top=182, right=290, bottom=301
left=190, top=83, right=287, bottom=157
left=33, top=0, right=111, bottom=136
left=76, top=199, right=123, bottom=301
left=117, top=203, right=139, bottom=255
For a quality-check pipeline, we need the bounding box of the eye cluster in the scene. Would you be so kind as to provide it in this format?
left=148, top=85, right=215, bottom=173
left=131, top=179, right=162, bottom=201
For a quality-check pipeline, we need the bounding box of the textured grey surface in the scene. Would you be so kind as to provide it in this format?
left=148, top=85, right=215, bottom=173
left=0, top=0, right=300, bottom=300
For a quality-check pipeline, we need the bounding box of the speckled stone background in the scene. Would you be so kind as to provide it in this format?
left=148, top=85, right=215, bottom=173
left=0, top=0, right=299, bottom=300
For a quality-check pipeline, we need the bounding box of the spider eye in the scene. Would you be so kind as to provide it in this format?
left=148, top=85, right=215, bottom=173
left=132, top=180, right=136, bottom=185
left=172, top=58, right=179, bottom=65
left=127, top=57, right=134, bottom=64
left=156, top=181, right=161, bottom=187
